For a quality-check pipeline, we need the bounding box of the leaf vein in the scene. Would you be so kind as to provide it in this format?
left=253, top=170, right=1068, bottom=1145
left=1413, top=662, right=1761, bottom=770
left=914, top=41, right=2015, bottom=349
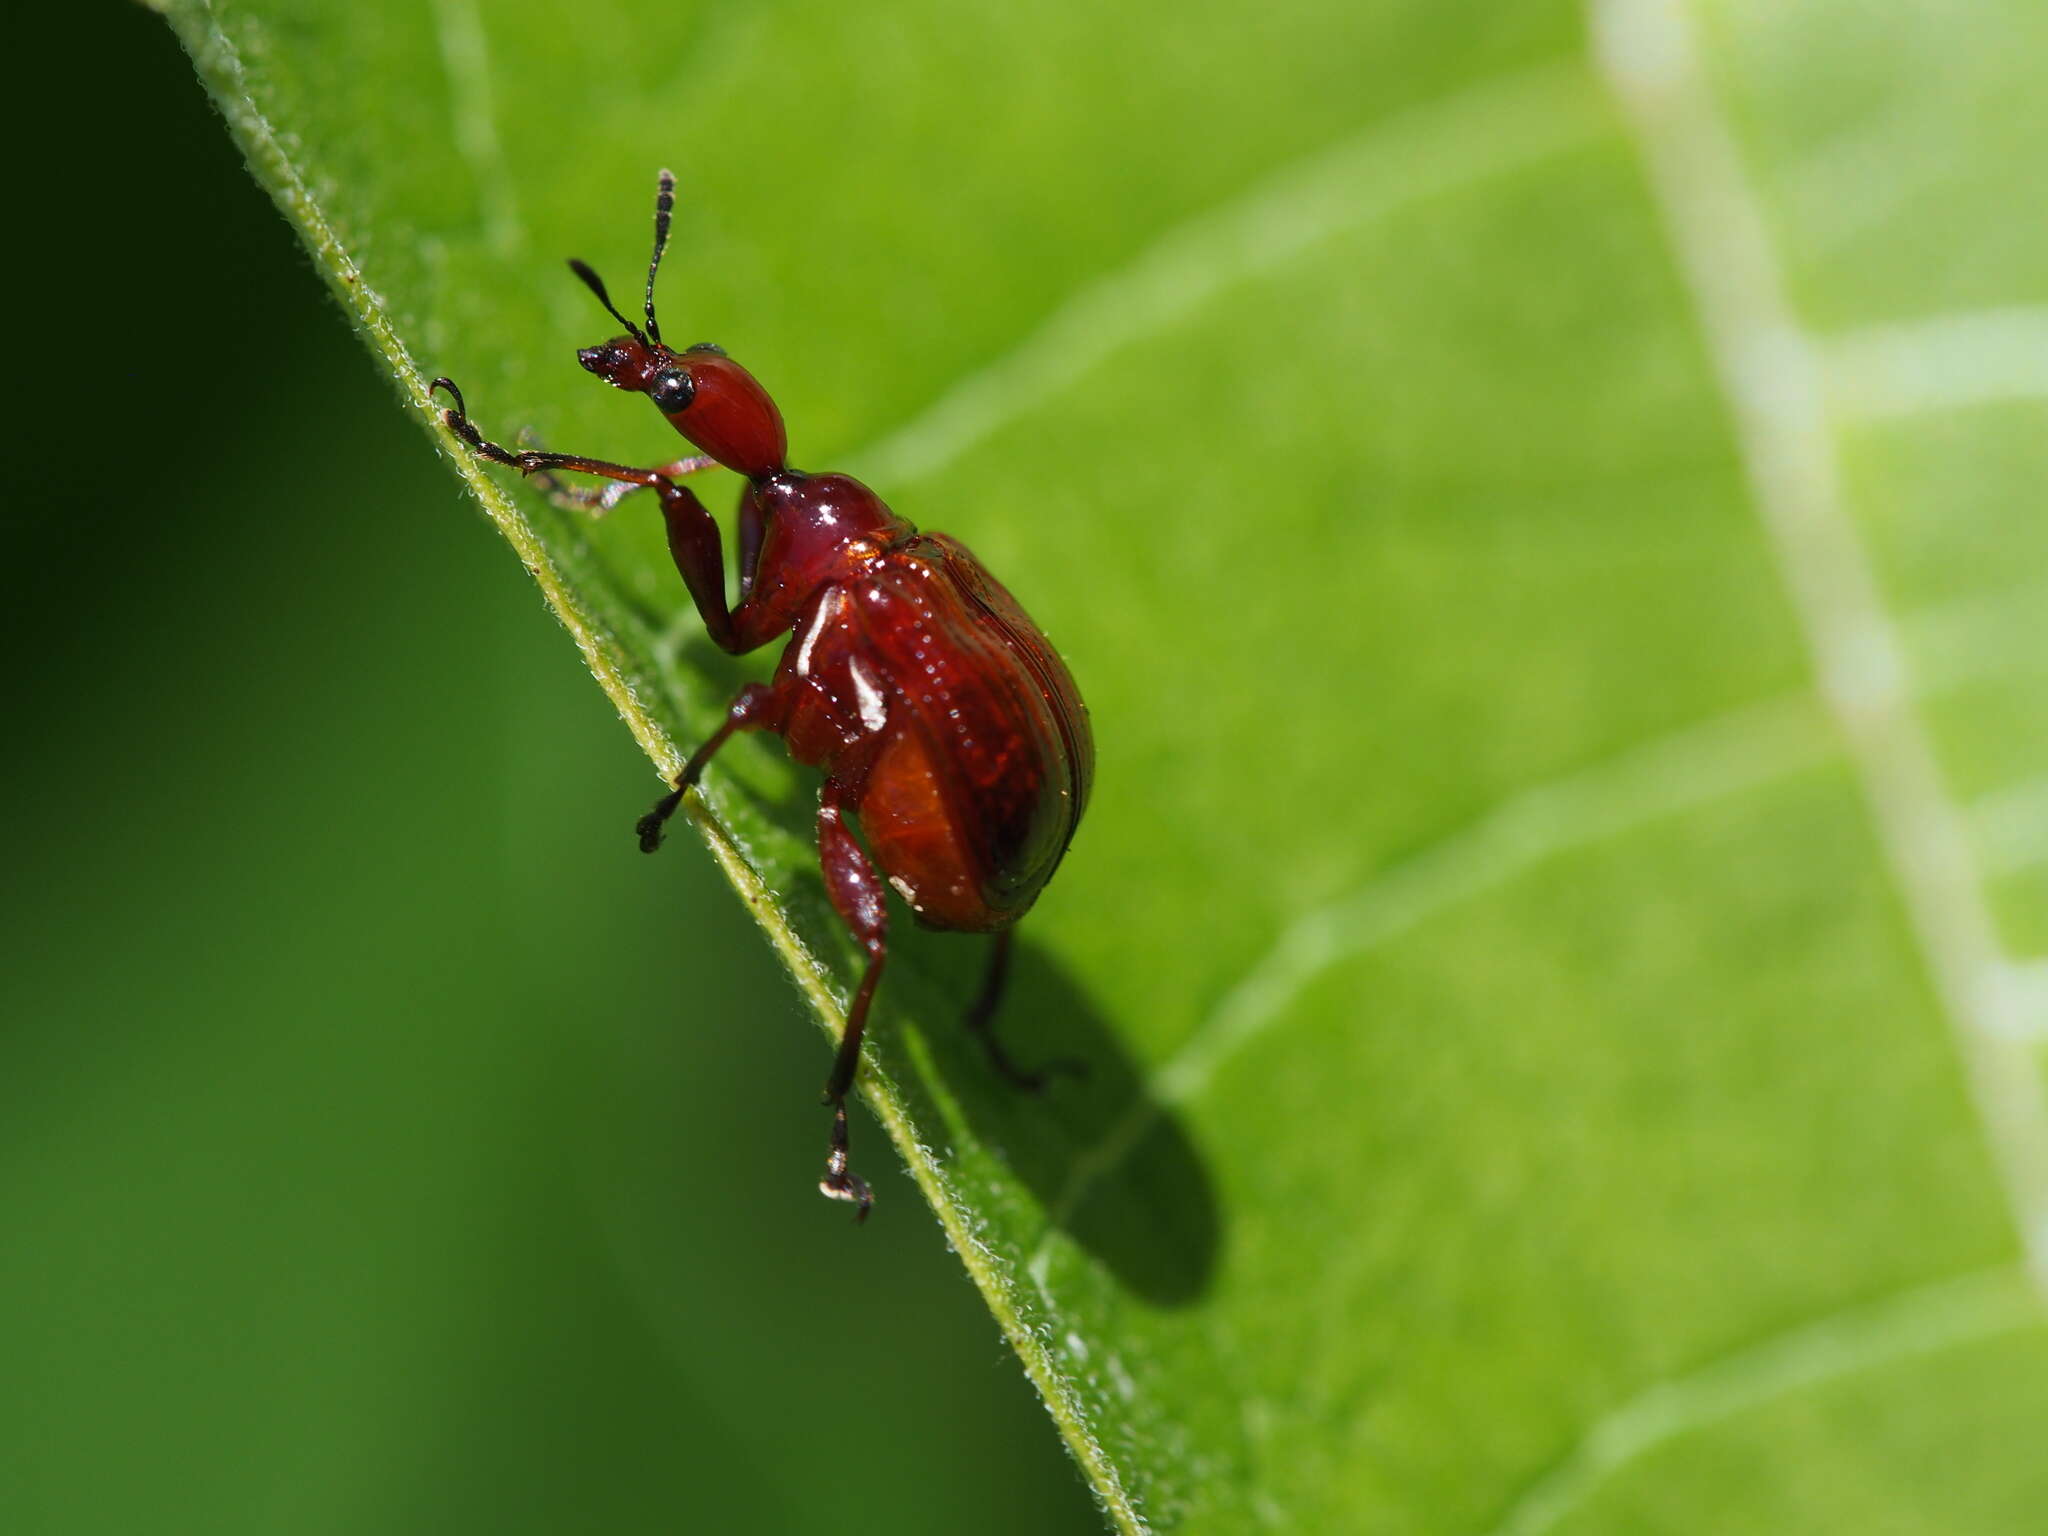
left=1590, top=0, right=2048, bottom=1291
left=1482, top=1265, right=2043, bottom=1536
left=1030, top=694, right=1835, bottom=1259
left=848, top=59, right=1607, bottom=488
left=429, top=0, right=527, bottom=255
left=1824, top=307, right=2048, bottom=421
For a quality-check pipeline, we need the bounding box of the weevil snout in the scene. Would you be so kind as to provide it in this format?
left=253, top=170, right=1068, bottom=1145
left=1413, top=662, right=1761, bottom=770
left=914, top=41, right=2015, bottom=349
left=577, top=336, right=656, bottom=388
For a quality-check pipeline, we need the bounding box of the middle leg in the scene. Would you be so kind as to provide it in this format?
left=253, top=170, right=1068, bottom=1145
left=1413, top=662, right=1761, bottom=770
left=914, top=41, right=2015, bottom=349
left=636, top=681, right=785, bottom=853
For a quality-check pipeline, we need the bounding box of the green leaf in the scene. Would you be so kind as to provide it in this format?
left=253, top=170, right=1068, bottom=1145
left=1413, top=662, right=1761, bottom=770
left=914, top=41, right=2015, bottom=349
left=166, top=0, right=2048, bottom=1528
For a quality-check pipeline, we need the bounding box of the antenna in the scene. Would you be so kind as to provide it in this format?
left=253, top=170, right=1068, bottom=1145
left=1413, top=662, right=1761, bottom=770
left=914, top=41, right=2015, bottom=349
left=566, top=258, right=646, bottom=345
left=644, top=168, right=676, bottom=345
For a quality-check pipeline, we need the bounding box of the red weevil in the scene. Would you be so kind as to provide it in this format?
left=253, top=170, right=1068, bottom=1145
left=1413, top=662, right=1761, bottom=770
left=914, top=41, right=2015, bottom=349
left=432, top=171, right=1093, bottom=1219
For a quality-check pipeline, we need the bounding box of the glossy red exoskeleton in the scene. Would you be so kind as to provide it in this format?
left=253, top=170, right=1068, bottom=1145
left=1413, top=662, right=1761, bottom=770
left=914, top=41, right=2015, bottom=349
left=431, top=171, right=1092, bottom=1220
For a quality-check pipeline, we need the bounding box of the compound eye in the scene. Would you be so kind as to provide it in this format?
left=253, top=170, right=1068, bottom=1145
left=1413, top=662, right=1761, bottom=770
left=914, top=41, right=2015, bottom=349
left=650, top=368, right=696, bottom=414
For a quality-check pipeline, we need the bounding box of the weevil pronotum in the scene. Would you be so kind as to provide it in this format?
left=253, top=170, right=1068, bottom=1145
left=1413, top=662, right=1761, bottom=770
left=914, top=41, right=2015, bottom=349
left=433, top=171, right=1092, bottom=1219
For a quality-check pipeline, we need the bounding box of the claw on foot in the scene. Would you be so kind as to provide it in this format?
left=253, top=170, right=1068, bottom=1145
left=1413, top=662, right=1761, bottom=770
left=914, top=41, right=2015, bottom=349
left=820, top=1102, right=872, bottom=1224
left=636, top=780, right=688, bottom=853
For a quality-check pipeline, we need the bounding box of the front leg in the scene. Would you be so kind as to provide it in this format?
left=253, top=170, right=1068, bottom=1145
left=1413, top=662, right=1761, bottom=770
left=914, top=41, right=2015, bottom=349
left=434, top=378, right=789, bottom=654
left=517, top=427, right=717, bottom=517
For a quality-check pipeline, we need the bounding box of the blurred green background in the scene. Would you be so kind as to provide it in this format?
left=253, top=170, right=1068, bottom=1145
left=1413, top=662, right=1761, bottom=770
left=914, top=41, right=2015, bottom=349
left=2, top=15, right=1097, bottom=1534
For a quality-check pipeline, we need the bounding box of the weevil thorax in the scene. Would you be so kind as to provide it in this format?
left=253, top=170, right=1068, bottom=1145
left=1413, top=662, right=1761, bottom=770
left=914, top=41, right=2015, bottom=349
left=749, top=472, right=913, bottom=610
left=577, top=335, right=788, bottom=478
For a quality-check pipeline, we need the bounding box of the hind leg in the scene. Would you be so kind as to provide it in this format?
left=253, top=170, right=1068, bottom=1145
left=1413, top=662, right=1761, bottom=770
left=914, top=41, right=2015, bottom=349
left=816, top=777, right=888, bottom=1221
left=963, top=929, right=1083, bottom=1092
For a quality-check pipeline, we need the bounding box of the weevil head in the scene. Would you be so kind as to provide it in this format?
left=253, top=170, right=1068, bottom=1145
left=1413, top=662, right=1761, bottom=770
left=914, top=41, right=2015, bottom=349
left=576, top=335, right=789, bottom=480
left=564, top=173, right=790, bottom=479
